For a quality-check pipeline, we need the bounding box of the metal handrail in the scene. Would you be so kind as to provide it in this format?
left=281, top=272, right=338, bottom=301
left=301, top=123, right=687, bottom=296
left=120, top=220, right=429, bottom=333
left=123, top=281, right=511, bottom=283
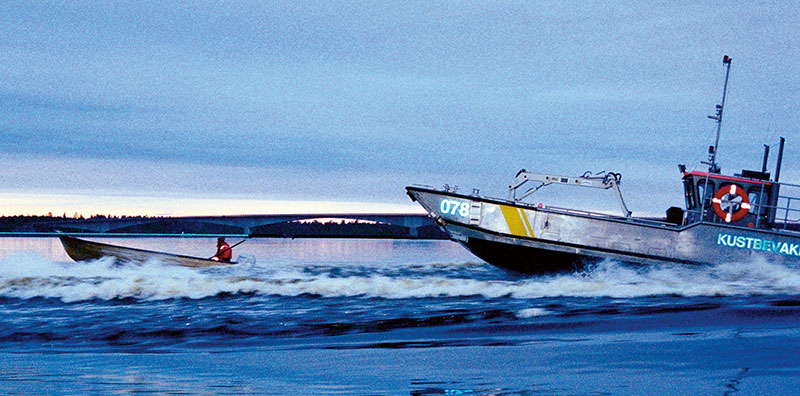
left=687, top=192, right=800, bottom=229
left=534, top=204, right=677, bottom=227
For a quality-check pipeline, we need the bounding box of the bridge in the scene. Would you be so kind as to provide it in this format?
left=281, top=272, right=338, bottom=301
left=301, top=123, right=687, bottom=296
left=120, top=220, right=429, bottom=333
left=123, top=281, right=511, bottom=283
left=25, top=213, right=443, bottom=238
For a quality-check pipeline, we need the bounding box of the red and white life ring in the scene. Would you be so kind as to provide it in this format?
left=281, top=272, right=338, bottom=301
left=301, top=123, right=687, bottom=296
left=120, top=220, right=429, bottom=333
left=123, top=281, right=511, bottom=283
left=711, top=184, right=751, bottom=223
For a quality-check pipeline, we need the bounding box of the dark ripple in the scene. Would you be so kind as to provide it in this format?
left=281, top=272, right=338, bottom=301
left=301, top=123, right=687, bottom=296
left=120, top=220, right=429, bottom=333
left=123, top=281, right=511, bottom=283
left=307, top=309, right=516, bottom=337
left=772, top=299, right=800, bottom=307
left=324, top=339, right=518, bottom=350
left=555, top=298, right=722, bottom=318
left=0, top=331, right=70, bottom=342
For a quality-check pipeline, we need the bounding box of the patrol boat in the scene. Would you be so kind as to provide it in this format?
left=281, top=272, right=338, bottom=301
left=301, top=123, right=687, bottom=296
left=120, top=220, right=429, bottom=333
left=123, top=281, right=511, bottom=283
left=406, top=56, right=800, bottom=273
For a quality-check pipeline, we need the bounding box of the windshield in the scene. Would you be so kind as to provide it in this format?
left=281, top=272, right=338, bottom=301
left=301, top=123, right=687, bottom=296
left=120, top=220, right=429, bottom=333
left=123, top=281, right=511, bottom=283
left=696, top=179, right=715, bottom=208
left=683, top=179, right=696, bottom=209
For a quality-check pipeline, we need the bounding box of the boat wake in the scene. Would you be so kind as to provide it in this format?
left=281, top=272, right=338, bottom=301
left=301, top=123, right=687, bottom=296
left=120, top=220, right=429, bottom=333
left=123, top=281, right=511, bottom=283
left=2, top=252, right=800, bottom=302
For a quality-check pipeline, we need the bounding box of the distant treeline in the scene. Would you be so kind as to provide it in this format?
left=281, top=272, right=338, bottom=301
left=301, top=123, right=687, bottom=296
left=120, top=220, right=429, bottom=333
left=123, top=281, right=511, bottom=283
left=0, top=215, right=161, bottom=232
left=0, top=215, right=448, bottom=239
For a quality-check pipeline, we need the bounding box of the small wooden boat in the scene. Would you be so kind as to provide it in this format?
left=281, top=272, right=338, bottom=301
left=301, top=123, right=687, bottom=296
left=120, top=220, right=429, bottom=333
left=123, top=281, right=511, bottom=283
left=58, top=235, right=237, bottom=268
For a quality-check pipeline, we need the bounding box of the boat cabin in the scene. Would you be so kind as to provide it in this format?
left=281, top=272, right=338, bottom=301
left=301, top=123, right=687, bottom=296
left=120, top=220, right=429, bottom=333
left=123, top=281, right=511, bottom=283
left=681, top=169, right=776, bottom=228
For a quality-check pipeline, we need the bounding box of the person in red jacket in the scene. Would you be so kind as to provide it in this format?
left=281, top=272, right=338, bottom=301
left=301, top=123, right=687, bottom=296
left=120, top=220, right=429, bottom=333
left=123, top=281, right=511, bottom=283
left=212, top=237, right=233, bottom=262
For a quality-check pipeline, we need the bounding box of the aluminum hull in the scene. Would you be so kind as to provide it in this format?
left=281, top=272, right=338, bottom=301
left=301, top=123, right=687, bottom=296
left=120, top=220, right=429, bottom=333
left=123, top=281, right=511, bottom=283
left=407, top=186, right=800, bottom=273
left=59, top=235, right=237, bottom=268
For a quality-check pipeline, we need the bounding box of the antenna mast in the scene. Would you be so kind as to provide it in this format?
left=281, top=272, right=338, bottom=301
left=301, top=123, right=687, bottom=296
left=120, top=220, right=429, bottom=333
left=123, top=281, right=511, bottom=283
left=706, top=55, right=732, bottom=173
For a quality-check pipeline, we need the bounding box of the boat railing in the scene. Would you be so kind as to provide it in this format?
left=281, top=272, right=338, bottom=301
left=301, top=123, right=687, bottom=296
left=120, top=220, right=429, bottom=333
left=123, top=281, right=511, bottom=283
left=528, top=203, right=677, bottom=228
left=754, top=180, right=800, bottom=231
left=774, top=194, right=800, bottom=231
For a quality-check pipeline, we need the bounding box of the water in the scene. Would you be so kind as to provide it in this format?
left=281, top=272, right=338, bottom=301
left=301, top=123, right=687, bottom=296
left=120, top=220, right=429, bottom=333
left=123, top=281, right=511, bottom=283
left=1, top=237, right=800, bottom=395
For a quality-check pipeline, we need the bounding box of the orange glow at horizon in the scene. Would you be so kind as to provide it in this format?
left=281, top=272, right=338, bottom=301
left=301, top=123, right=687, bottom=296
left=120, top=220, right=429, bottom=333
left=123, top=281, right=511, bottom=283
left=0, top=192, right=426, bottom=217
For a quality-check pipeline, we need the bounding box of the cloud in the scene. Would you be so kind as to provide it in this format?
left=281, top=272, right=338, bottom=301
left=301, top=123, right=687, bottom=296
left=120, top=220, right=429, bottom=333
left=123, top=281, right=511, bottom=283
left=0, top=1, right=798, bottom=214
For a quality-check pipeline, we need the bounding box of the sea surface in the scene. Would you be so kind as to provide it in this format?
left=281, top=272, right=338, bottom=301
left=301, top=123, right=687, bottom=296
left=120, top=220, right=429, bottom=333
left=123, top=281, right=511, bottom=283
left=1, top=237, right=800, bottom=395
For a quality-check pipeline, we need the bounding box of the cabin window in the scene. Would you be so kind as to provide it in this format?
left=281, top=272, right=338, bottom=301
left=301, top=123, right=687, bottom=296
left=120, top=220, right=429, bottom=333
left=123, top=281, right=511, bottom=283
left=748, top=187, right=769, bottom=215
left=683, top=179, right=696, bottom=209
left=696, top=179, right=715, bottom=208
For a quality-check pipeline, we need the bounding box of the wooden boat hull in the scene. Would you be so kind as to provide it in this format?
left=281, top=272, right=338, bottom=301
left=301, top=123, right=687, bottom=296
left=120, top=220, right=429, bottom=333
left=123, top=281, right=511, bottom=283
left=58, top=235, right=236, bottom=268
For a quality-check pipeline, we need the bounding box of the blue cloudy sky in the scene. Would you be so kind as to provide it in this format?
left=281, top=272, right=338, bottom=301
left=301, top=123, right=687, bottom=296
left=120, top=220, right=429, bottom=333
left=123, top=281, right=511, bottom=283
left=1, top=1, right=798, bottom=216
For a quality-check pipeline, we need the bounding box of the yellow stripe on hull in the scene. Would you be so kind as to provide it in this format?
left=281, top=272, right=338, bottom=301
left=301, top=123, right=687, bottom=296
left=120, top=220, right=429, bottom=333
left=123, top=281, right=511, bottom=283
left=500, top=205, right=535, bottom=238
left=521, top=208, right=535, bottom=237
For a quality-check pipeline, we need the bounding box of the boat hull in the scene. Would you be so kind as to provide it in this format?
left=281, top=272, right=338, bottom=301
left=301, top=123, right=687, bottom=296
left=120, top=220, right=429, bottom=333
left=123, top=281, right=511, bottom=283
left=459, top=235, right=597, bottom=274
left=58, top=235, right=236, bottom=268
left=406, top=186, right=800, bottom=273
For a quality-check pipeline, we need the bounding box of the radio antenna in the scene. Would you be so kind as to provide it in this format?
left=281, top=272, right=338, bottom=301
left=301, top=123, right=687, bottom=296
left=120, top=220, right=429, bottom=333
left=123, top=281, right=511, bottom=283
left=706, top=55, right=732, bottom=173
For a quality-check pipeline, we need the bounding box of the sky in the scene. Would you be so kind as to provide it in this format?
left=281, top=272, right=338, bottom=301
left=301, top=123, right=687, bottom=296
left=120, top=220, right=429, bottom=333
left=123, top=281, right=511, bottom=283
left=1, top=1, right=798, bottom=216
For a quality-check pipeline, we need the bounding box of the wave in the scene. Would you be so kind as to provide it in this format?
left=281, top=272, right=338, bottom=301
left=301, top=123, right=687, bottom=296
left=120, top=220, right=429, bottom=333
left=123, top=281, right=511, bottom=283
left=2, top=252, right=800, bottom=302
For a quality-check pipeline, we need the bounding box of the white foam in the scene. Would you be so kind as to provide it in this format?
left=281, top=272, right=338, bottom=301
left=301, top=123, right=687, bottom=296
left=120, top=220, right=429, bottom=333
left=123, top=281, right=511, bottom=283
left=2, top=253, right=800, bottom=302
left=517, top=308, right=551, bottom=318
